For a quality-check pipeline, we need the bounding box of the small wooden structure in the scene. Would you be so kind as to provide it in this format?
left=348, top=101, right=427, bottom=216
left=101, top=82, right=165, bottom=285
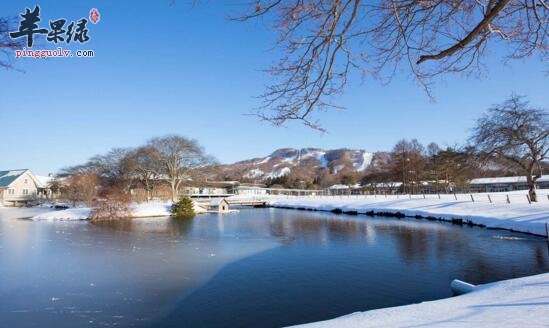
left=209, top=198, right=230, bottom=213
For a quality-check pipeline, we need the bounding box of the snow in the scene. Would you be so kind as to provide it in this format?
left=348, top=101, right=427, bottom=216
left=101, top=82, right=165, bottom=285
left=333, top=164, right=345, bottom=174
left=35, top=175, right=53, bottom=188
left=470, top=175, right=549, bottom=184
left=245, top=168, right=265, bottom=179
left=353, top=152, right=374, bottom=171
left=282, top=154, right=299, bottom=163
left=0, top=169, right=27, bottom=187
left=129, top=201, right=172, bottom=217
left=269, top=192, right=549, bottom=236
left=328, top=184, right=350, bottom=190
left=30, top=208, right=91, bottom=221
left=292, top=272, right=549, bottom=328
left=257, top=156, right=271, bottom=164
left=300, top=150, right=328, bottom=167
left=29, top=200, right=208, bottom=221
left=266, top=167, right=291, bottom=178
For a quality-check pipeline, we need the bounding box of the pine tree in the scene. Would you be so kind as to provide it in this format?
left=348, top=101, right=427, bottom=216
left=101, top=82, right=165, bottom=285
left=171, top=196, right=195, bottom=219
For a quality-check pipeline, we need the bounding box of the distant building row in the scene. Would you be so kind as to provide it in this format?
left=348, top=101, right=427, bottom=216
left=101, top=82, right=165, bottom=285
left=1, top=168, right=547, bottom=206
left=332, top=175, right=549, bottom=194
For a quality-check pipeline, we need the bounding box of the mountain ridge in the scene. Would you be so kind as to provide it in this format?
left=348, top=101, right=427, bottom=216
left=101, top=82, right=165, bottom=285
left=217, top=147, right=374, bottom=182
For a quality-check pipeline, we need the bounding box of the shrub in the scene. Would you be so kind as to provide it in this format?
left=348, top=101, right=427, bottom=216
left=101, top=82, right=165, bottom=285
left=171, top=196, right=195, bottom=219
left=90, top=187, right=131, bottom=221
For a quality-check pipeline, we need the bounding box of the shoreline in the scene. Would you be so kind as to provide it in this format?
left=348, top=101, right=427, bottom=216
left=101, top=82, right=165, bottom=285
left=290, top=272, right=549, bottom=328
left=267, top=196, right=549, bottom=327
left=271, top=204, right=548, bottom=237
left=267, top=196, right=549, bottom=237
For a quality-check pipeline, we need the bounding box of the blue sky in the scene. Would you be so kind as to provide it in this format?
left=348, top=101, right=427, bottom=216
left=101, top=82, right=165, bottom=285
left=1, top=1, right=547, bottom=175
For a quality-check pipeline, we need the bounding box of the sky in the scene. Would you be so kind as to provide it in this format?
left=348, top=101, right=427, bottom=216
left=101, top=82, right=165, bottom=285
left=1, top=0, right=547, bottom=175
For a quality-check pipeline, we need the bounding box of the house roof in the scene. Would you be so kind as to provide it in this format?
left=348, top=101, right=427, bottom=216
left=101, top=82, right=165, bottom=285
left=470, top=175, right=549, bottom=185
left=329, top=184, right=350, bottom=189
left=209, top=198, right=229, bottom=206
left=0, top=169, right=29, bottom=188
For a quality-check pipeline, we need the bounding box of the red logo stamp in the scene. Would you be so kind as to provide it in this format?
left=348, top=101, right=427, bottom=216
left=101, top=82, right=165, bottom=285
left=89, top=8, right=100, bottom=24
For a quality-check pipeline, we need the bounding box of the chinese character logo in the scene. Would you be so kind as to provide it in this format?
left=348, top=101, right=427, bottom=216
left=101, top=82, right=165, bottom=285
left=9, top=6, right=48, bottom=47
left=9, top=5, right=94, bottom=47
left=89, top=8, right=100, bottom=24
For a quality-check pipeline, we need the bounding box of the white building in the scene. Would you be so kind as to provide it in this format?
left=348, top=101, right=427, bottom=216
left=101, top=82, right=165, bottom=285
left=0, top=169, right=51, bottom=206
left=469, top=175, right=549, bottom=193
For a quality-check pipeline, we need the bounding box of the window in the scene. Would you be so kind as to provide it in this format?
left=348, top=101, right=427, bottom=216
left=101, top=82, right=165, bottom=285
left=24, top=179, right=28, bottom=184
left=8, top=189, right=15, bottom=195
left=22, top=189, right=29, bottom=195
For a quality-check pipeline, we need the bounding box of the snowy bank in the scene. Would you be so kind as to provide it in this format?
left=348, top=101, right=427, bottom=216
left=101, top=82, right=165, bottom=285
left=268, top=196, right=549, bottom=236
left=30, top=208, right=91, bottom=221
left=30, top=201, right=207, bottom=221
left=291, top=273, right=549, bottom=328
left=130, top=201, right=207, bottom=217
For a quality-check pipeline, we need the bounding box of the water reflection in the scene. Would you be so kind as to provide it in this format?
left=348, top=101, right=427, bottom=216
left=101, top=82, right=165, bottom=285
left=0, top=208, right=547, bottom=328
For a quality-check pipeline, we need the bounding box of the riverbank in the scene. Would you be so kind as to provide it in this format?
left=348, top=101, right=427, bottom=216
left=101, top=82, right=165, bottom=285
left=268, top=195, right=549, bottom=236
left=267, top=195, right=549, bottom=327
left=292, top=272, right=549, bottom=328
left=27, top=201, right=207, bottom=221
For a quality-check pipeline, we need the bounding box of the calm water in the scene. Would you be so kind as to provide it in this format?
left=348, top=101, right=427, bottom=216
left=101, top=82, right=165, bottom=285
left=0, top=208, right=547, bottom=328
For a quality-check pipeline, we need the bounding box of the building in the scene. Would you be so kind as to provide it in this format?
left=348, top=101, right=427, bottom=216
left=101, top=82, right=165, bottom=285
left=237, top=185, right=268, bottom=195
left=208, top=198, right=230, bottom=213
left=0, top=169, right=51, bottom=206
left=469, top=175, right=549, bottom=193
left=368, top=182, right=402, bottom=194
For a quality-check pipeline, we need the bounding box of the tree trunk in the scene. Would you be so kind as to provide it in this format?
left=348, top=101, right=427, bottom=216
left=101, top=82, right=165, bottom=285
left=170, top=180, right=177, bottom=202
left=528, top=179, right=537, bottom=202
left=144, top=178, right=151, bottom=202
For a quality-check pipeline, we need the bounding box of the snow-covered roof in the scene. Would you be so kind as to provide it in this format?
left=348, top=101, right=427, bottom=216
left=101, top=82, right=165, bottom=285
left=373, top=182, right=403, bottom=187
left=209, top=198, right=229, bottom=206
left=0, top=169, right=29, bottom=188
left=329, top=184, right=350, bottom=189
left=35, top=175, right=53, bottom=188
left=470, top=175, right=549, bottom=185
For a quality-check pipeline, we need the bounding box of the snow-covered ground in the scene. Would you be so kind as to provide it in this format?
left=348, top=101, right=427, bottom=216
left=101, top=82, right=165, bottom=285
left=30, top=208, right=91, bottom=221
left=28, top=201, right=207, bottom=221
left=265, top=192, right=549, bottom=236
left=292, top=273, right=549, bottom=328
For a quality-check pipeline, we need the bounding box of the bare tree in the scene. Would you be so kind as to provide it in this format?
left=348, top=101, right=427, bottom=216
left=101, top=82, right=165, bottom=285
left=148, top=135, right=213, bottom=201
left=58, top=165, right=99, bottom=207
left=0, top=17, right=23, bottom=69
left=435, top=147, right=479, bottom=192
left=391, top=139, right=425, bottom=193
left=126, top=146, right=162, bottom=201
left=235, top=1, right=548, bottom=129
left=88, top=148, right=135, bottom=192
left=471, top=95, right=548, bottom=201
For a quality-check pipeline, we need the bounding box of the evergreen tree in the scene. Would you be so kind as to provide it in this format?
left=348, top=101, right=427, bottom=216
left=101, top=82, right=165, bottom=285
left=171, top=196, right=195, bottom=219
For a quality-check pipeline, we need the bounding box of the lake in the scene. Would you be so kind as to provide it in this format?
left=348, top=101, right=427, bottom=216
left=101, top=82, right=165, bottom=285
left=0, top=207, right=547, bottom=328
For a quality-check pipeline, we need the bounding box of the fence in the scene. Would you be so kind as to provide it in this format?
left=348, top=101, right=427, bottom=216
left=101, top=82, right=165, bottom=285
left=230, top=190, right=549, bottom=205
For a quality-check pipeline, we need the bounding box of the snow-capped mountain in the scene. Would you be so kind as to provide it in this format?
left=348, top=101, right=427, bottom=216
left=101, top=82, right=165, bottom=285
left=219, top=148, right=374, bottom=181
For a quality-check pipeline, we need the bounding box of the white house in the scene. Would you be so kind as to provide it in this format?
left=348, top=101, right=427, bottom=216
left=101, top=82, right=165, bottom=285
left=0, top=169, right=51, bottom=206
left=469, top=175, right=549, bottom=193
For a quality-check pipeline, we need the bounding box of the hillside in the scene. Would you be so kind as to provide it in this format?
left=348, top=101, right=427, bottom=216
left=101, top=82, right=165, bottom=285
left=217, top=148, right=374, bottom=184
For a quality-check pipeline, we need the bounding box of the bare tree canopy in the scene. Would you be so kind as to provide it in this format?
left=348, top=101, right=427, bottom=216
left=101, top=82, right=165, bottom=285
left=148, top=135, right=214, bottom=201
left=125, top=146, right=163, bottom=201
left=470, top=95, right=548, bottom=201
left=236, top=0, right=548, bottom=129
left=0, top=17, right=23, bottom=69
